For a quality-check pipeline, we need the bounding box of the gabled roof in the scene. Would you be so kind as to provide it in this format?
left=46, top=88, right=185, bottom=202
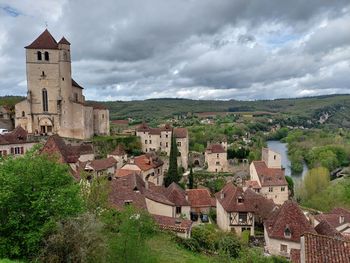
left=136, top=122, right=188, bottom=138
left=0, top=126, right=29, bottom=145
left=315, top=207, right=350, bottom=229
left=153, top=214, right=192, bottom=233
left=116, top=169, right=139, bottom=177
left=58, top=37, right=70, bottom=45
left=206, top=143, right=225, bottom=153
left=174, top=128, right=187, bottom=138
left=302, top=233, right=350, bottom=263
left=41, top=135, right=79, bottom=163
left=252, top=161, right=287, bottom=186
left=25, top=29, right=59, bottom=50
left=165, top=183, right=189, bottom=206
left=133, top=154, right=163, bottom=171
left=186, top=188, right=215, bottom=208
left=315, top=220, right=344, bottom=239
left=87, top=157, right=117, bottom=171
left=265, top=200, right=316, bottom=242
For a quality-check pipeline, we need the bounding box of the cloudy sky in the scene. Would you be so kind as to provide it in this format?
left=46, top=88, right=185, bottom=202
left=0, top=0, right=350, bottom=101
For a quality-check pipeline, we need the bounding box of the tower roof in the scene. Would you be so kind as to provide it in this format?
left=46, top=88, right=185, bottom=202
left=25, top=29, right=58, bottom=50
left=58, top=37, right=70, bottom=45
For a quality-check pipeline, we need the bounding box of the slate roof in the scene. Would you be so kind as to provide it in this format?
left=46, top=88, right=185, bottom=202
left=186, top=188, right=215, bottom=208
left=206, top=143, right=226, bottom=153
left=265, top=200, right=316, bottom=242
left=58, top=37, right=70, bottom=45
left=302, top=232, right=350, bottom=263
left=25, top=29, right=59, bottom=49
left=72, top=79, right=84, bottom=89
left=252, top=161, right=287, bottom=187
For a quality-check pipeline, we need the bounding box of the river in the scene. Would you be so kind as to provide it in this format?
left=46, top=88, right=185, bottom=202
left=267, top=140, right=308, bottom=183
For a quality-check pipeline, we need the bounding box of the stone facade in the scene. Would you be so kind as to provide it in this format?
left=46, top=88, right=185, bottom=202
left=15, top=29, right=109, bottom=140
left=136, top=123, right=189, bottom=169
left=205, top=142, right=228, bottom=172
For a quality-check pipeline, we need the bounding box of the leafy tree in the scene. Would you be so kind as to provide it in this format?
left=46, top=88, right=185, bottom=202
left=298, top=167, right=330, bottom=201
left=165, top=130, right=180, bottom=186
left=0, top=153, right=83, bottom=259
left=39, top=213, right=107, bottom=263
left=188, top=166, right=194, bottom=189
left=285, top=176, right=294, bottom=197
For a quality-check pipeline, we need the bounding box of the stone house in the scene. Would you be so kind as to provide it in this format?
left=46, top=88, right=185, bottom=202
left=84, top=157, right=117, bottom=178
left=313, top=207, right=350, bottom=239
left=0, top=126, right=37, bottom=157
left=248, top=148, right=288, bottom=205
left=109, top=173, right=192, bottom=237
left=162, top=182, right=191, bottom=219
left=15, top=29, right=109, bottom=139
left=107, top=144, right=128, bottom=169
left=216, top=182, right=276, bottom=236
left=205, top=142, right=228, bottom=172
left=0, top=106, right=12, bottom=120
left=136, top=123, right=189, bottom=169
left=264, top=200, right=316, bottom=259
left=119, top=153, right=164, bottom=186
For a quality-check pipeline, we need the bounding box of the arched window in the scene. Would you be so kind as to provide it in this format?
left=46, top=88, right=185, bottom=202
left=44, top=51, right=49, bottom=61
left=42, top=88, right=48, bottom=112
left=37, top=51, right=42, bottom=60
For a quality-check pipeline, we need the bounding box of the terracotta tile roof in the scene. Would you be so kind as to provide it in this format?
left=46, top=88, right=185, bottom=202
left=174, top=128, right=187, bottom=138
left=265, top=200, right=316, bottom=242
left=110, top=144, right=126, bottom=156
left=186, top=189, right=214, bottom=208
left=243, top=188, right=276, bottom=221
left=70, top=144, right=94, bottom=155
left=153, top=214, right=192, bottom=233
left=58, top=37, right=70, bottom=45
left=245, top=180, right=261, bottom=189
left=252, top=161, right=287, bottom=187
left=111, top=120, right=129, bottom=125
left=206, top=143, right=226, bottom=153
left=109, top=174, right=147, bottom=210
left=315, top=208, right=350, bottom=229
left=41, top=135, right=79, bottom=163
left=116, top=169, right=139, bottom=177
left=136, top=122, right=149, bottom=132
left=87, top=157, right=117, bottom=171
left=315, top=220, right=344, bottom=239
left=302, top=232, right=350, bottom=263
left=72, top=79, right=84, bottom=89
left=215, top=183, right=254, bottom=212
left=25, top=29, right=59, bottom=49
left=165, top=183, right=189, bottom=206
left=133, top=154, right=163, bottom=171
left=290, top=249, right=301, bottom=263
left=0, top=126, right=29, bottom=145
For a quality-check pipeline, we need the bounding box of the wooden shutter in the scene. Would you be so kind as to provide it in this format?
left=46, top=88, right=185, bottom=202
left=10, top=147, right=14, bottom=154
left=21, top=147, right=24, bottom=154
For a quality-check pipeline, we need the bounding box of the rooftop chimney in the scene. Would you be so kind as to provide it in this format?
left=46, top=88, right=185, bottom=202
left=220, top=191, right=225, bottom=199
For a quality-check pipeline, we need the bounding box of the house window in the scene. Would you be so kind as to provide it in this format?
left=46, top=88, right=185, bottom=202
left=166, top=142, right=168, bottom=148
left=166, top=135, right=168, bottom=138
left=42, top=88, right=48, bottom=112
left=217, top=154, right=219, bottom=158
left=280, top=244, right=287, bottom=253
left=177, top=142, right=181, bottom=147
left=74, top=93, right=78, bottom=102
left=281, top=187, right=285, bottom=192
left=160, top=142, right=162, bottom=146
left=37, top=51, right=42, bottom=60
left=284, top=227, right=291, bottom=238
left=145, top=140, right=147, bottom=144
left=22, top=111, right=25, bottom=117
left=269, top=187, right=273, bottom=192
left=44, top=51, right=49, bottom=61
left=11, top=147, right=24, bottom=155
left=274, top=155, right=276, bottom=160
left=176, top=206, right=181, bottom=214
left=216, top=161, right=220, bottom=165
left=149, top=140, right=152, bottom=144
left=238, top=212, right=248, bottom=224
left=124, top=200, right=133, bottom=206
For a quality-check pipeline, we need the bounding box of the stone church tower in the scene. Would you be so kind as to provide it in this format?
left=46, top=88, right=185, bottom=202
left=15, top=29, right=109, bottom=139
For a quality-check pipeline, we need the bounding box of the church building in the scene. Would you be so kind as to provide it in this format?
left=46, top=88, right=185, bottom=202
left=15, top=29, right=109, bottom=140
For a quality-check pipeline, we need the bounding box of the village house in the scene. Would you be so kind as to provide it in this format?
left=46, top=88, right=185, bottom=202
left=248, top=148, right=288, bottom=205
left=107, top=144, right=128, bottom=169
left=118, top=153, right=164, bottom=186
left=136, top=123, right=189, bottom=169
left=109, top=173, right=192, bottom=238
left=0, top=105, right=12, bottom=120
left=312, top=207, right=350, bottom=240
left=84, top=157, right=117, bottom=178
left=205, top=141, right=228, bottom=173
left=15, top=29, right=109, bottom=140
left=0, top=126, right=37, bottom=157
left=215, top=182, right=275, bottom=236
left=264, top=200, right=316, bottom=259
left=186, top=188, right=216, bottom=222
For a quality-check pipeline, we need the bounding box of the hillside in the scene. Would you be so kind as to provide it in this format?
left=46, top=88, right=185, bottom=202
left=100, top=94, right=350, bottom=128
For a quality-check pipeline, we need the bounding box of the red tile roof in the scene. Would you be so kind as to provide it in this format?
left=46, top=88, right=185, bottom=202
left=315, top=220, right=344, bottom=239
left=265, top=200, right=316, bottom=242
left=110, top=144, right=127, bottom=156
left=41, top=135, right=79, bottom=163
left=136, top=123, right=188, bottom=138
left=174, top=128, right=187, bottom=138
left=315, top=208, right=350, bottom=229
left=165, top=183, right=189, bottom=206
left=88, top=157, right=117, bottom=171
left=302, top=232, right=350, bottom=263
left=25, top=29, right=59, bottom=49
left=116, top=169, right=139, bottom=177
left=58, top=37, right=70, bottom=45
left=206, top=143, right=225, bottom=153
left=153, top=214, right=192, bottom=233
left=243, top=188, right=276, bottom=221
left=245, top=180, right=261, bottom=189
left=290, top=249, right=301, bottom=263
left=133, top=154, right=163, bottom=171
left=252, top=161, right=287, bottom=186
left=186, top=188, right=214, bottom=208
left=0, top=126, right=29, bottom=145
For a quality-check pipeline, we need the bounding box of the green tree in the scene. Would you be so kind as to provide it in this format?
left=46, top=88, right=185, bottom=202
left=285, top=176, right=294, bottom=197
left=188, top=166, right=194, bottom=189
left=165, top=130, right=180, bottom=186
left=298, top=167, right=330, bottom=201
left=0, top=153, right=83, bottom=259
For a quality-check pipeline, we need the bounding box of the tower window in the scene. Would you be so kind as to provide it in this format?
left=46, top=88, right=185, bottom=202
left=37, top=51, right=42, bottom=60
left=44, top=51, right=49, bottom=61
left=74, top=93, right=78, bottom=102
left=42, top=88, right=48, bottom=112
left=22, top=111, right=25, bottom=117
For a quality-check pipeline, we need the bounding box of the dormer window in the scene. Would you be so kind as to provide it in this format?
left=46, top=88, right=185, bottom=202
left=37, top=51, right=42, bottom=60
left=284, top=226, right=291, bottom=238
left=44, top=51, right=49, bottom=61
left=340, top=215, right=345, bottom=224
left=237, top=196, right=244, bottom=203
